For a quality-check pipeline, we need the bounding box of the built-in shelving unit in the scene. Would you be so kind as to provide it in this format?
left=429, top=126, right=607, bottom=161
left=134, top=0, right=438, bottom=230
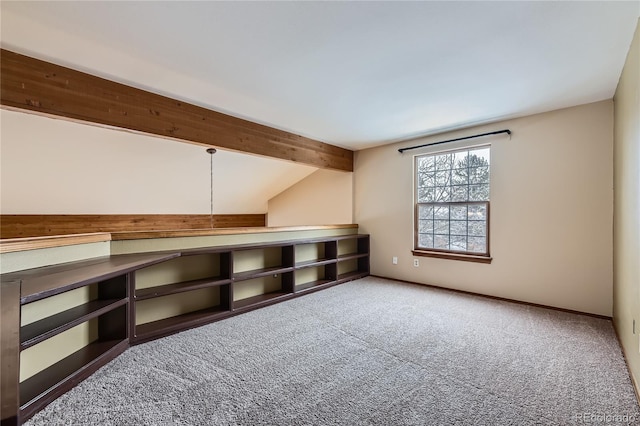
left=1, top=233, right=369, bottom=425
left=130, top=235, right=369, bottom=343
left=1, top=253, right=179, bottom=423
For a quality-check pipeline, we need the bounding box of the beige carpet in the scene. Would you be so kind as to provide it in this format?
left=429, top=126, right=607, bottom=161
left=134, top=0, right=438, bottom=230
left=26, top=277, right=640, bottom=425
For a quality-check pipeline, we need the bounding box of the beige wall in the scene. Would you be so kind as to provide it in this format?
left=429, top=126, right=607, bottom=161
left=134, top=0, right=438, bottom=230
left=613, top=19, right=640, bottom=396
left=0, top=109, right=316, bottom=215
left=355, top=100, right=614, bottom=316
left=267, top=169, right=353, bottom=226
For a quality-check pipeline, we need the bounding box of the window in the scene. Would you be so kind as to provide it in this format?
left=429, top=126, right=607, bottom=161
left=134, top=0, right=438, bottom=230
left=414, top=145, right=491, bottom=262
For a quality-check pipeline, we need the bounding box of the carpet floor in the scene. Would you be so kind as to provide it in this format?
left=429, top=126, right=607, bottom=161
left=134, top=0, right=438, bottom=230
left=26, top=277, right=640, bottom=425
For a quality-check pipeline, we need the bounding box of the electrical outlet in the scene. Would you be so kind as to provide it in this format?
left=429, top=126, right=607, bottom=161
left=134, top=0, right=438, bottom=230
left=413, top=259, right=419, bottom=267
left=392, top=256, right=398, bottom=265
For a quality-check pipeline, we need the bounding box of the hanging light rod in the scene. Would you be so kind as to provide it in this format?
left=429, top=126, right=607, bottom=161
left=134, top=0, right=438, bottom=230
left=207, top=148, right=217, bottom=229
left=398, top=129, right=511, bottom=153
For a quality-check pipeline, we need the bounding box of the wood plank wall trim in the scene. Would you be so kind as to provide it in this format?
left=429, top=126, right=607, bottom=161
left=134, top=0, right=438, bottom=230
left=0, top=233, right=112, bottom=254
left=0, top=49, right=354, bottom=172
left=0, top=214, right=266, bottom=239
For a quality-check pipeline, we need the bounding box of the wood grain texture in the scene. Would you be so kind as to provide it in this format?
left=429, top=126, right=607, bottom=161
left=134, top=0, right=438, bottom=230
left=0, top=49, right=353, bottom=171
left=0, top=233, right=111, bottom=254
left=0, top=214, right=266, bottom=239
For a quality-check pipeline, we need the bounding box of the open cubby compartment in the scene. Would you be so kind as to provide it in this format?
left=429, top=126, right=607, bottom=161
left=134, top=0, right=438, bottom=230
left=337, top=235, right=370, bottom=281
left=19, top=304, right=128, bottom=420
left=232, top=273, right=294, bottom=311
left=134, top=285, right=231, bottom=341
left=294, top=263, right=337, bottom=293
left=134, top=252, right=231, bottom=300
left=20, top=275, right=128, bottom=351
left=232, top=245, right=294, bottom=280
left=294, top=240, right=337, bottom=267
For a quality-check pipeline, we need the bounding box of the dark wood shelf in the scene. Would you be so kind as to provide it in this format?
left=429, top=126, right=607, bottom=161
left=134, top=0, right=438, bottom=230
left=337, top=252, right=369, bottom=262
left=135, top=276, right=231, bottom=300
left=135, top=305, right=230, bottom=341
left=233, top=266, right=293, bottom=281
left=233, top=291, right=290, bottom=310
left=337, top=271, right=368, bottom=283
left=20, top=298, right=127, bottom=350
left=20, top=339, right=128, bottom=418
left=295, top=258, right=336, bottom=269
left=11, top=253, right=180, bottom=304
left=295, top=279, right=334, bottom=293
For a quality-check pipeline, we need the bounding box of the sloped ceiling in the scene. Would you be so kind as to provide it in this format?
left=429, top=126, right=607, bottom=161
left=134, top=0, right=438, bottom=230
left=0, top=109, right=317, bottom=214
left=1, top=1, right=638, bottom=150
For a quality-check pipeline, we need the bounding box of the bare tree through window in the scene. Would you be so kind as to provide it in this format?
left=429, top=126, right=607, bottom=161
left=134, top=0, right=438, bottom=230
left=415, top=146, right=490, bottom=256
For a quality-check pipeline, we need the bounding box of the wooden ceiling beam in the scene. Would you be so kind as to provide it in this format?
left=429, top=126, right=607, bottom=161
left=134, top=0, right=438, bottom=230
left=0, top=49, right=354, bottom=171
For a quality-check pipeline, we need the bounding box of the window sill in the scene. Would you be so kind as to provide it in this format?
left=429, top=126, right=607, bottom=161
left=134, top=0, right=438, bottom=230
left=412, top=250, right=492, bottom=264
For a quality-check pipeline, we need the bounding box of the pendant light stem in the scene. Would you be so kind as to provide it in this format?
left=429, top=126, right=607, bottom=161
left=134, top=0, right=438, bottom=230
left=206, top=148, right=217, bottom=229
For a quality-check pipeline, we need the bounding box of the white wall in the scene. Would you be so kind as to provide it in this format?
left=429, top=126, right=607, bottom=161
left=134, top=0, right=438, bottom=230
left=613, top=18, right=640, bottom=396
left=0, top=109, right=317, bottom=214
left=267, top=169, right=353, bottom=226
left=355, top=100, right=614, bottom=316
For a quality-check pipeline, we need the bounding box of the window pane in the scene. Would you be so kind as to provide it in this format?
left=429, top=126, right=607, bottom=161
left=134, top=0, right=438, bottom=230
left=417, top=172, right=435, bottom=188
left=450, top=185, right=468, bottom=202
left=417, top=156, right=435, bottom=172
left=435, top=170, right=450, bottom=186
left=451, top=236, right=467, bottom=251
left=468, top=221, right=486, bottom=237
left=452, top=168, right=468, bottom=186
left=468, top=204, right=487, bottom=220
left=434, top=186, right=450, bottom=202
left=419, top=220, right=434, bottom=233
left=467, top=237, right=486, bottom=253
left=453, top=151, right=468, bottom=168
left=418, top=205, right=434, bottom=219
left=450, top=205, right=467, bottom=219
left=469, top=166, right=490, bottom=184
left=435, top=154, right=453, bottom=170
left=434, top=220, right=449, bottom=234
left=471, top=147, right=490, bottom=165
left=418, top=233, right=434, bottom=248
left=434, top=234, right=449, bottom=249
left=469, top=184, right=490, bottom=201
left=434, top=206, right=449, bottom=220
left=450, top=220, right=467, bottom=236
left=418, top=187, right=436, bottom=202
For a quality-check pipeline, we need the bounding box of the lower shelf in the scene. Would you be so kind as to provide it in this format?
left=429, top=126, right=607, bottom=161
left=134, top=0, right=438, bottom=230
left=337, top=271, right=368, bottom=283
left=233, top=291, right=290, bottom=310
left=20, top=338, right=128, bottom=421
left=135, top=305, right=230, bottom=342
left=295, top=279, right=334, bottom=293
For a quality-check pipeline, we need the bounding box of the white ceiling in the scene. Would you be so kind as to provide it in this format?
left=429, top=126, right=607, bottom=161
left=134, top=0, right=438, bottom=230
left=1, top=1, right=639, bottom=151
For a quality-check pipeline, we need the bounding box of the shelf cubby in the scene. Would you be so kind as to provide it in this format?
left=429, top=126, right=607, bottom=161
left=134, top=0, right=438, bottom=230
left=294, top=263, right=337, bottom=294
left=135, top=304, right=230, bottom=342
left=20, top=298, right=127, bottom=350
left=20, top=338, right=128, bottom=420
